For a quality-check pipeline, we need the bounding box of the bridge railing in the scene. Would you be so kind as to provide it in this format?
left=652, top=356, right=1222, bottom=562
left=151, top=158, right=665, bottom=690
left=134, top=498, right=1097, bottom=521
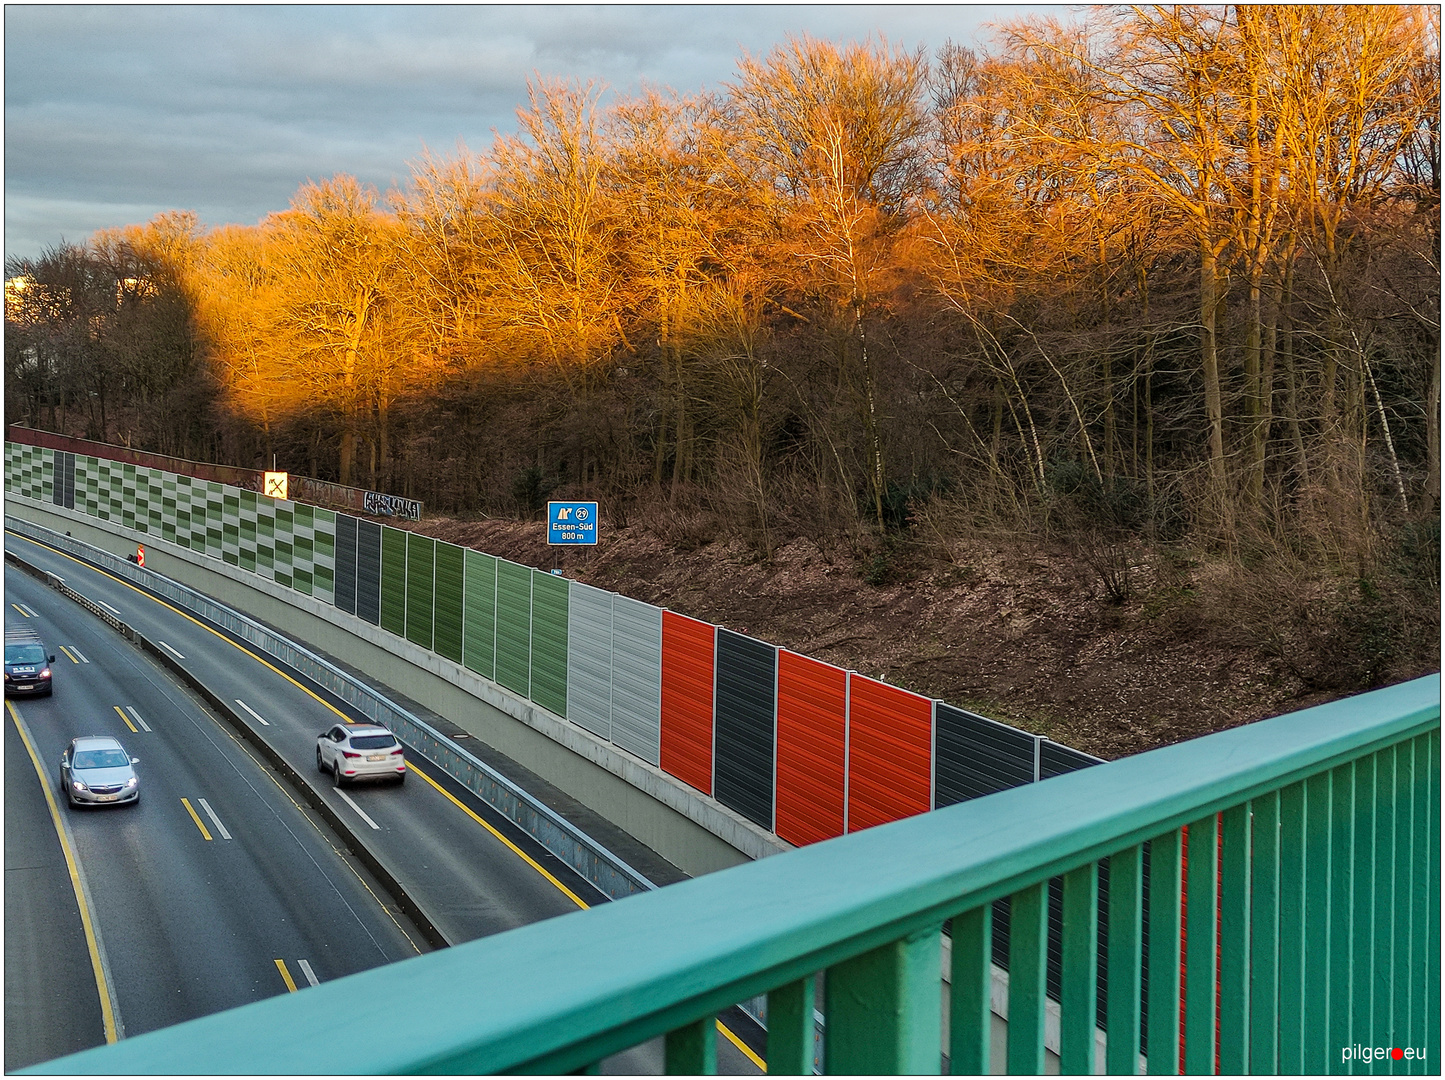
left=24, top=676, right=1439, bottom=1075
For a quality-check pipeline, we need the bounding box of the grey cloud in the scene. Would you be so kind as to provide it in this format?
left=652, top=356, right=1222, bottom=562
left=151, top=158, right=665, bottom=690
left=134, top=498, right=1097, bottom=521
left=5, top=4, right=1051, bottom=260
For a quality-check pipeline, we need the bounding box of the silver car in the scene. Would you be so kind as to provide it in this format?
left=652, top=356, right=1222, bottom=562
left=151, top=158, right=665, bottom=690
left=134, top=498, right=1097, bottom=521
left=61, top=736, right=140, bottom=807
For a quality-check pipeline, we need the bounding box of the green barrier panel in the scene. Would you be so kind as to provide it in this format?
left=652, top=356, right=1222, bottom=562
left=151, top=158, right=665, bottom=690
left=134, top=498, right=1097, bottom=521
left=406, top=531, right=436, bottom=651
left=380, top=526, right=408, bottom=637
left=463, top=550, right=497, bottom=680
left=529, top=569, right=569, bottom=719
left=434, top=542, right=465, bottom=664
left=495, top=559, right=532, bottom=698
left=312, top=514, right=335, bottom=597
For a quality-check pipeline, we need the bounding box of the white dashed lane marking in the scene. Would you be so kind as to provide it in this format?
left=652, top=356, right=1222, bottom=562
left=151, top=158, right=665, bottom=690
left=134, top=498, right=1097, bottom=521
left=333, top=787, right=381, bottom=831
left=234, top=699, right=270, bottom=726
left=196, top=798, right=231, bottom=840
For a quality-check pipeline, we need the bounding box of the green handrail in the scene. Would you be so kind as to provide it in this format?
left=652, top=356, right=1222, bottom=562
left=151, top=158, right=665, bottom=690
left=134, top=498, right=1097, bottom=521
left=25, top=676, right=1439, bottom=1075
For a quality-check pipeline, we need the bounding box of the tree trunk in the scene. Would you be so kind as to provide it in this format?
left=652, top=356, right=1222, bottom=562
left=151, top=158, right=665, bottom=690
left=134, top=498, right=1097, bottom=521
left=1199, top=239, right=1232, bottom=533
left=855, top=300, right=885, bottom=532
left=1425, top=341, right=1441, bottom=516
left=339, top=427, right=354, bottom=486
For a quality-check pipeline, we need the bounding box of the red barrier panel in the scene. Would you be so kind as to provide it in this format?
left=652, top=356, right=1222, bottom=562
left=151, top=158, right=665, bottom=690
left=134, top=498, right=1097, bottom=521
left=660, top=611, right=715, bottom=795
left=775, top=651, right=846, bottom=846
left=846, top=674, right=932, bottom=832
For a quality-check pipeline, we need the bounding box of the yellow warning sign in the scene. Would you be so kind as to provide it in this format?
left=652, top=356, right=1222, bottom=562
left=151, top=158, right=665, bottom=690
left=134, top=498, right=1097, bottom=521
left=264, top=471, right=289, bottom=500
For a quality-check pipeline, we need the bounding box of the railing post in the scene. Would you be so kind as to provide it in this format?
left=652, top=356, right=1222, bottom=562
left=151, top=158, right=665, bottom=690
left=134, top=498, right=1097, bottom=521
left=1147, top=829, right=1182, bottom=1076
left=767, top=976, right=816, bottom=1075
left=1372, top=746, right=1396, bottom=1077
left=1352, top=754, right=1376, bottom=1077
left=1218, top=803, right=1250, bottom=1074
left=1249, top=791, right=1280, bottom=1075
left=950, top=905, right=992, bottom=1075
left=1183, top=815, right=1217, bottom=1075
left=1107, top=845, right=1144, bottom=1076
left=665, top=1016, right=716, bottom=1074
left=1304, top=771, right=1333, bottom=1073
left=1426, top=728, right=1440, bottom=1078
left=1392, top=737, right=1417, bottom=1076
left=1329, top=763, right=1355, bottom=1075
left=825, top=924, right=942, bottom=1074
left=1062, top=863, right=1099, bottom=1074
left=1007, top=883, right=1049, bottom=1074
left=1279, top=781, right=1306, bottom=1072
left=1409, top=733, right=1432, bottom=1077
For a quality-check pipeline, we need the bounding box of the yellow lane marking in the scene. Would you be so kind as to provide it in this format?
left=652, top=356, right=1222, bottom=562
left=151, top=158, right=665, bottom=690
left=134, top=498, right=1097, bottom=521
left=11, top=602, right=32, bottom=616
left=274, top=959, right=299, bottom=993
left=60, top=645, right=81, bottom=663
left=180, top=798, right=213, bottom=840
left=8, top=700, right=121, bottom=1043
left=6, top=532, right=354, bottom=725
left=113, top=705, right=139, bottom=733
left=718, top=1018, right=767, bottom=1072
left=407, top=761, right=763, bottom=1068
left=8, top=531, right=759, bottom=1053
left=408, top=762, right=589, bottom=910
left=9, top=530, right=425, bottom=958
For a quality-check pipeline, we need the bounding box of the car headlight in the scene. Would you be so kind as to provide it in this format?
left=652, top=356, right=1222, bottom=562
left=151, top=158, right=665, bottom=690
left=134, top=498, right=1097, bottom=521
left=125, top=776, right=138, bottom=788
left=39, top=668, right=50, bottom=678
left=72, top=780, right=87, bottom=791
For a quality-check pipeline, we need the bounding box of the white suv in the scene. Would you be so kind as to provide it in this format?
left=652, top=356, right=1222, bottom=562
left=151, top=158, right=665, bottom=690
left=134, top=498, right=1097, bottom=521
left=316, top=723, right=406, bottom=785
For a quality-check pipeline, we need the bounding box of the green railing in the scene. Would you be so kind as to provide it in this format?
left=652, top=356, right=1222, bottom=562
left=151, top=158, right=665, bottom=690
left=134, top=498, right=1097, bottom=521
left=26, top=676, right=1438, bottom=1075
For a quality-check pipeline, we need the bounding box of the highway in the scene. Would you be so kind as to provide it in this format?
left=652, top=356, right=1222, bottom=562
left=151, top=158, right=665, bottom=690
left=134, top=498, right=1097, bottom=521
left=3, top=564, right=423, bottom=1069
left=4, top=530, right=765, bottom=1073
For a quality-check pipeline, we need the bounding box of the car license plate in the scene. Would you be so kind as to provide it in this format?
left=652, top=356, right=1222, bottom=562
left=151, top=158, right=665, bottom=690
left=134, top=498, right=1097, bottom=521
left=15, top=684, right=33, bottom=691
left=367, top=753, right=387, bottom=762
left=97, top=794, right=117, bottom=801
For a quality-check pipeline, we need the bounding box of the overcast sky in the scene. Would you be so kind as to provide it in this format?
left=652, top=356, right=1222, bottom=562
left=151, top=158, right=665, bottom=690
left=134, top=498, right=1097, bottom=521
left=4, top=4, right=1057, bottom=263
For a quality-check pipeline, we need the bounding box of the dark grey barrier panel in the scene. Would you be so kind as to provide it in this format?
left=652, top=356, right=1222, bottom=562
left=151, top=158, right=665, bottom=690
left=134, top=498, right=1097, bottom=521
left=713, top=628, right=776, bottom=831
left=355, top=518, right=382, bottom=625
left=334, top=513, right=358, bottom=616
left=934, top=703, right=1038, bottom=806
left=52, top=451, right=75, bottom=510
left=1040, top=740, right=1105, bottom=778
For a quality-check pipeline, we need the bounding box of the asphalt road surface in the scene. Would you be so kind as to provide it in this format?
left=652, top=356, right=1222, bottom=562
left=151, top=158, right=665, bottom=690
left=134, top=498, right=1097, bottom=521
left=4, top=530, right=765, bottom=1074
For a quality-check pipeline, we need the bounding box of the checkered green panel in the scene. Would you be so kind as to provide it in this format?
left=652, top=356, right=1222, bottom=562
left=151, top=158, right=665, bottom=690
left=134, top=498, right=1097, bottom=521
left=7, top=443, right=51, bottom=500
left=9, top=443, right=396, bottom=670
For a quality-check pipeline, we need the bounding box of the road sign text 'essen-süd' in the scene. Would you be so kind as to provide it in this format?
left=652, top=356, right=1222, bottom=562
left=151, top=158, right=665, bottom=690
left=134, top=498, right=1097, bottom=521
left=547, top=501, right=598, bottom=545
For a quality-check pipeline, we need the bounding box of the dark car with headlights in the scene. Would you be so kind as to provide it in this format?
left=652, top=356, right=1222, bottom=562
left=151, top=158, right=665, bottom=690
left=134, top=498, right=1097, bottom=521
left=5, top=630, right=55, bottom=696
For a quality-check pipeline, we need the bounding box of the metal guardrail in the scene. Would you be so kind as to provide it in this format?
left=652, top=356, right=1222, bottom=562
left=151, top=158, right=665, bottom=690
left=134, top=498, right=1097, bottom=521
left=42, top=569, right=139, bottom=642
left=21, top=675, right=1438, bottom=1075
left=5, top=515, right=655, bottom=902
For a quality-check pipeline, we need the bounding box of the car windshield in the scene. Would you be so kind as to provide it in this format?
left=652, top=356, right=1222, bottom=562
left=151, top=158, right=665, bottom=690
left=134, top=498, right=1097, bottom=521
left=6, top=644, right=45, bottom=664
left=73, top=749, right=130, bottom=770
left=350, top=734, right=397, bottom=750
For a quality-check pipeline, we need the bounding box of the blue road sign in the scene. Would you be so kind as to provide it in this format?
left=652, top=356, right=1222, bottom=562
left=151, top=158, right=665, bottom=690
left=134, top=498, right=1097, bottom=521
left=547, top=501, right=599, bottom=546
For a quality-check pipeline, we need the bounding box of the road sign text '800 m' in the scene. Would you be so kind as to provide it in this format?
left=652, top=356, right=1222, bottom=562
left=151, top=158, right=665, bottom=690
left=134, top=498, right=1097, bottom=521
left=547, top=502, right=599, bottom=546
